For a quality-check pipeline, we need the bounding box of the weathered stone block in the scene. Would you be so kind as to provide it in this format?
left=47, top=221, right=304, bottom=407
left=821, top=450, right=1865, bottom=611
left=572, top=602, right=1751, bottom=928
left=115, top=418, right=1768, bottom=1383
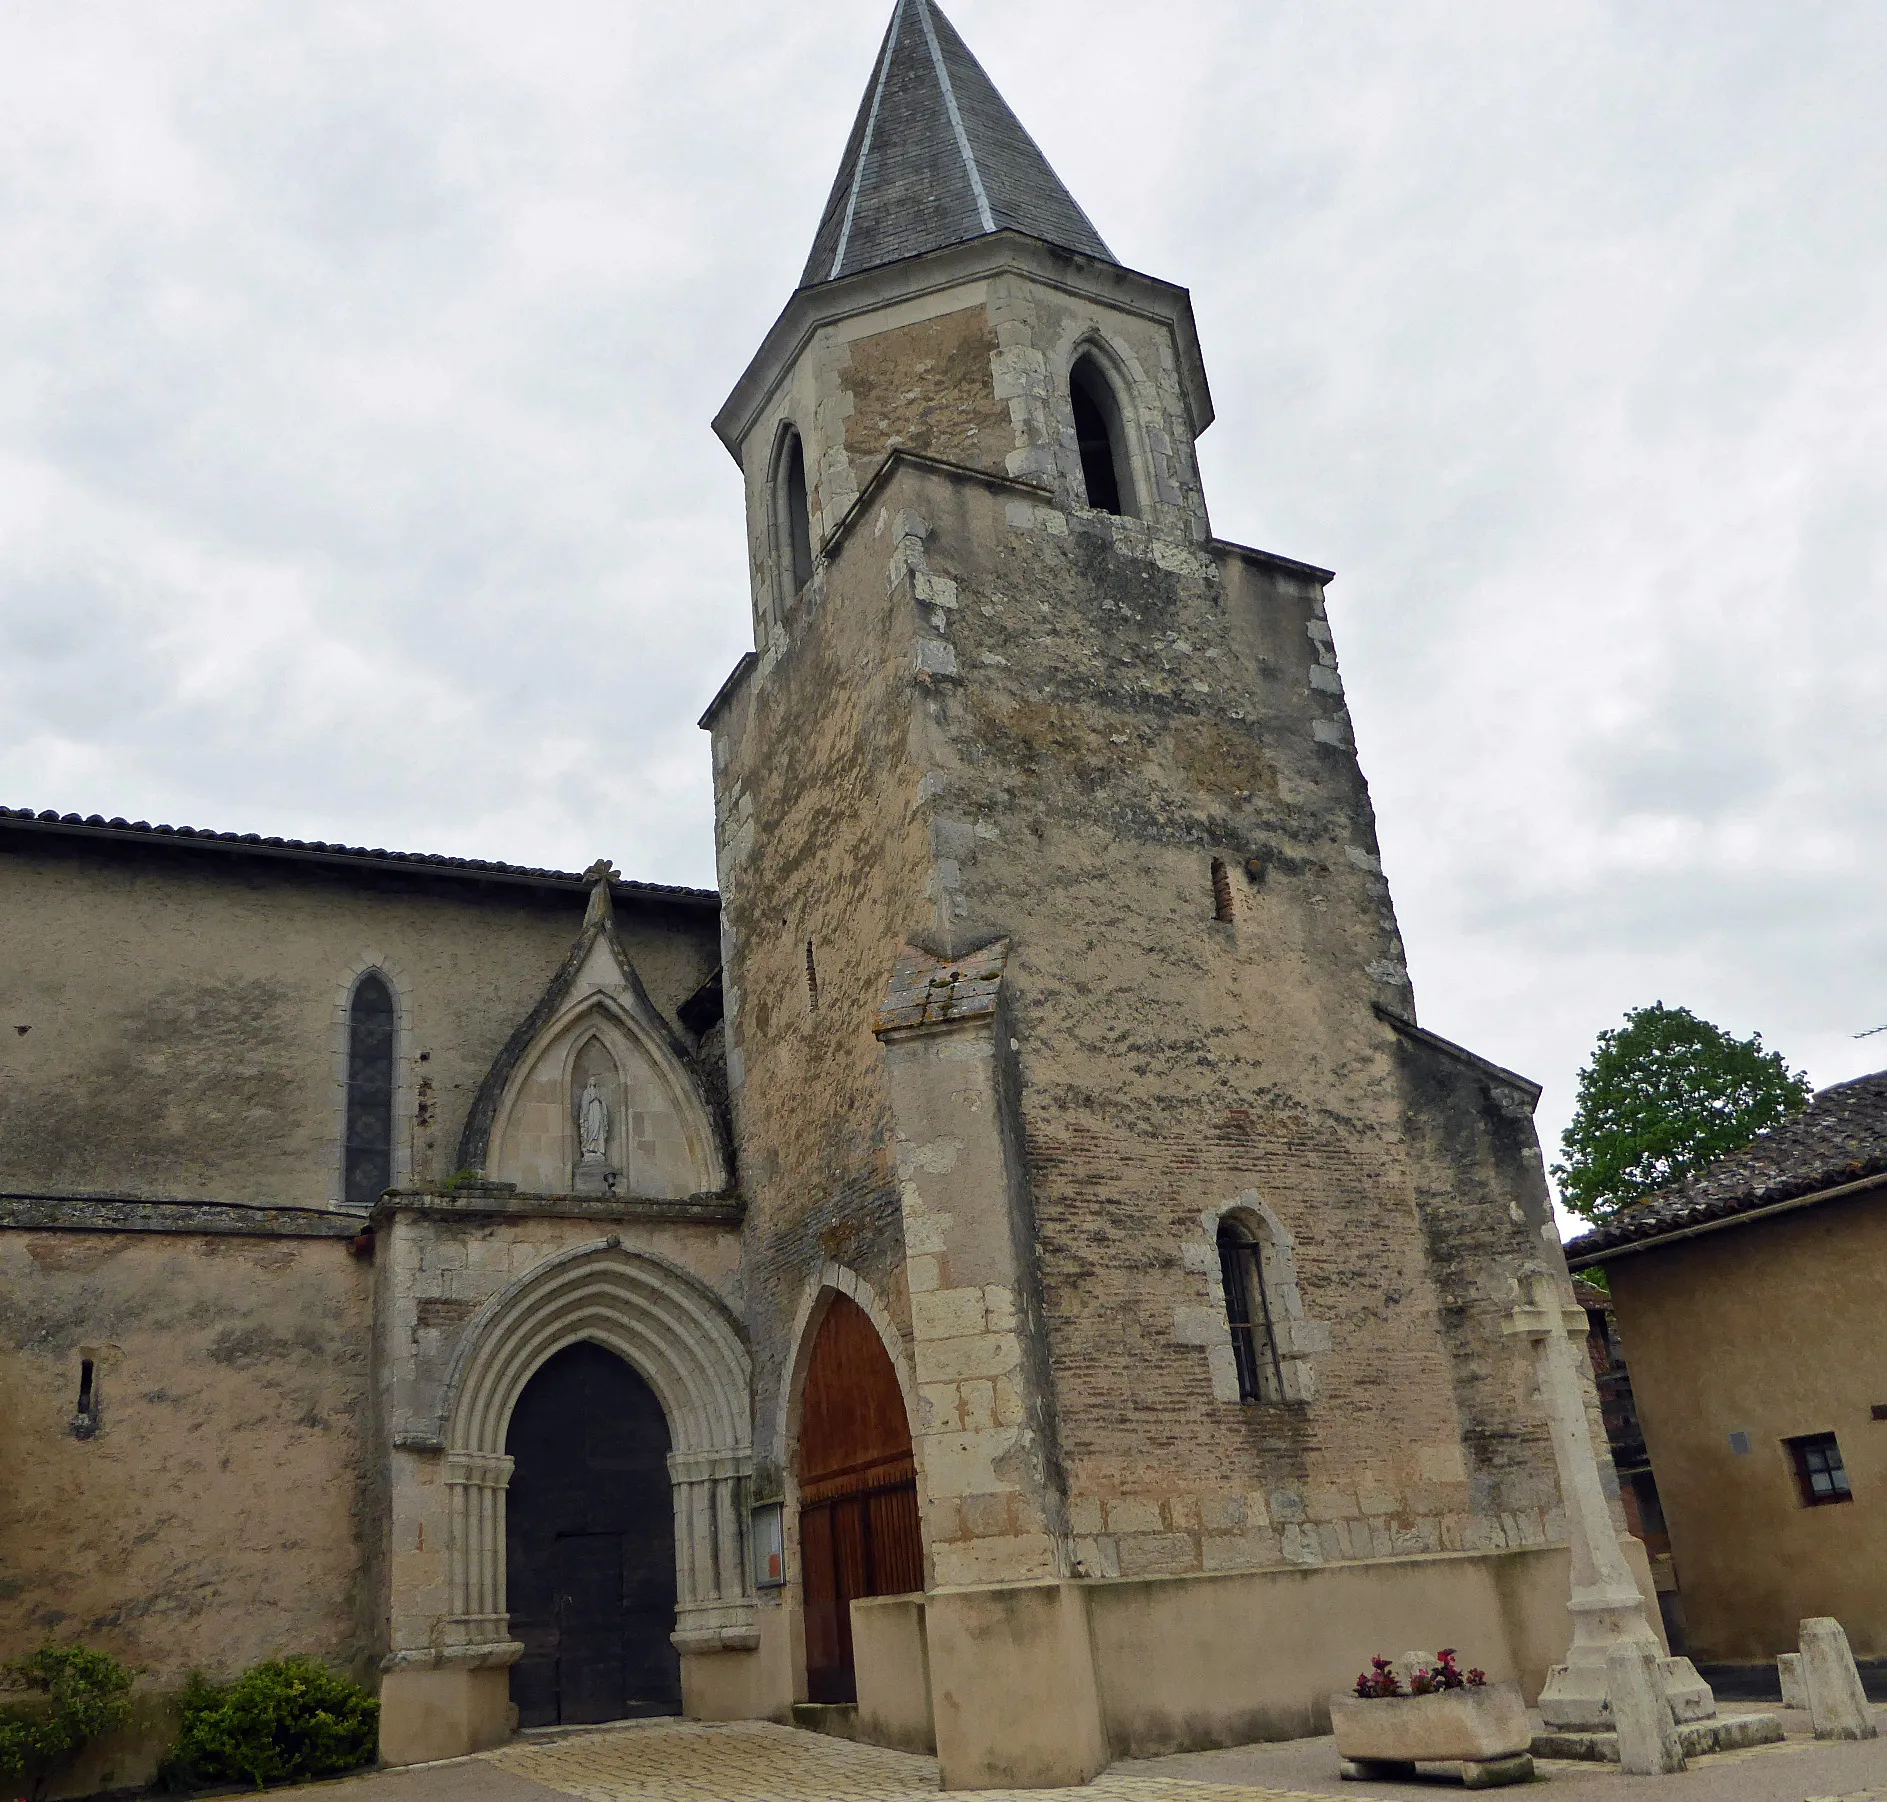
left=917, top=1331, right=1020, bottom=1382
left=1607, top=1641, right=1685, bottom=1775
left=1115, top=1533, right=1199, bottom=1578
left=1104, top=1497, right=1162, bottom=1535
left=1800, top=1617, right=1877, bottom=1740
left=911, top=1287, right=988, bottom=1340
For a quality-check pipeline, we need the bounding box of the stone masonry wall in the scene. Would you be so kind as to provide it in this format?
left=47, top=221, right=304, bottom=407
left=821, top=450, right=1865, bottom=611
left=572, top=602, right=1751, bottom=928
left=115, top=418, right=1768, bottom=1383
left=0, top=1226, right=374, bottom=1684
left=0, top=836, right=718, bottom=1208
left=713, top=249, right=1565, bottom=1601
left=707, top=511, right=934, bottom=1498
left=865, top=458, right=1564, bottom=1584
left=1387, top=1030, right=1595, bottom=1542
left=736, top=251, right=1209, bottom=658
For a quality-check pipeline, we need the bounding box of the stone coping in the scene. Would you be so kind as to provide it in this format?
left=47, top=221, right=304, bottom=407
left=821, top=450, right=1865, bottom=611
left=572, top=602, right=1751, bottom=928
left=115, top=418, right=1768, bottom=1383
left=0, top=1192, right=365, bottom=1238
left=375, top=1186, right=743, bottom=1228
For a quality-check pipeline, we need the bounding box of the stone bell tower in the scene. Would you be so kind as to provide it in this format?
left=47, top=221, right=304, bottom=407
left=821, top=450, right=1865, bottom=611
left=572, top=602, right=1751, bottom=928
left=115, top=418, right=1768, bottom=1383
left=706, top=0, right=1607, bottom=1786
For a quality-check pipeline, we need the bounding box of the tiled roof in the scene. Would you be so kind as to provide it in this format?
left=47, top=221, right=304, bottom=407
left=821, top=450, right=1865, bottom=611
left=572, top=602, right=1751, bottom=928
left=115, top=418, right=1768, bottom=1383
left=800, top=0, right=1115, bottom=289
left=1564, top=1069, right=1887, bottom=1263
left=0, top=806, right=717, bottom=906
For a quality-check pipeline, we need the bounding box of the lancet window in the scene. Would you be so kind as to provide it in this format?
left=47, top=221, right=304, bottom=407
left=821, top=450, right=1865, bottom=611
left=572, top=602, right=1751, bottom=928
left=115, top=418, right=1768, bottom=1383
left=344, top=972, right=396, bottom=1205
left=1217, top=1215, right=1286, bottom=1404
left=775, top=427, right=815, bottom=599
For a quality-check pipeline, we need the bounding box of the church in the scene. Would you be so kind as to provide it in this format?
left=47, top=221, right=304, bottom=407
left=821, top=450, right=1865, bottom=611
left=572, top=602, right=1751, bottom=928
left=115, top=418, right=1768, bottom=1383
left=0, top=1, right=1666, bottom=1789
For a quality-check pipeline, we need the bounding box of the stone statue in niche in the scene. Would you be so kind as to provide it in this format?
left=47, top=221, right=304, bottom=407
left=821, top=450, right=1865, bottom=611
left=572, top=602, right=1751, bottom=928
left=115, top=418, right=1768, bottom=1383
left=577, top=1075, right=610, bottom=1163
left=571, top=1053, right=619, bottom=1193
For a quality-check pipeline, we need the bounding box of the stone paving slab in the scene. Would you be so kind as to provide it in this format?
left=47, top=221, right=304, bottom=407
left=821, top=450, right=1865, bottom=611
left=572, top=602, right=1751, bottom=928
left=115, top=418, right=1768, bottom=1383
left=266, top=1711, right=1887, bottom=1802
left=1129, top=1707, right=1887, bottom=1802
left=486, top=1717, right=1341, bottom=1801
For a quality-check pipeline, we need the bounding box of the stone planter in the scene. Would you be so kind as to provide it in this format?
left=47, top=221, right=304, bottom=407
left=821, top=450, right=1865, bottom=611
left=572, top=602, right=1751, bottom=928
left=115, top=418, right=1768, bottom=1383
left=1330, top=1683, right=1534, bottom=1788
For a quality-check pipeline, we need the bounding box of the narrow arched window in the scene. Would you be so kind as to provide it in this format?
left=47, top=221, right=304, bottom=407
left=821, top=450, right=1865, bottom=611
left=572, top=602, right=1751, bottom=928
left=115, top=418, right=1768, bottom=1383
left=344, top=973, right=395, bottom=1205
left=776, top=427, right=815, bottom=599
left=1218, top=1217, right=1285, bottom=1403
left=1070, top=355, right=1136, bottom=518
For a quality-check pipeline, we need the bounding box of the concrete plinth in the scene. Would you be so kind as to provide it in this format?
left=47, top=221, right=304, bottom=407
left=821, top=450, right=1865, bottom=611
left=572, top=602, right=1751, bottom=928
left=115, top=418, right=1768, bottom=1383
left=680, top=1647, right=764, bottom=1721
left=791, top=1702, right=862, bottom=1740
left=378, top=1665, right=514, bottom=1767
left=1539, top=1648, right=1717, bottom=1730
left=1532, top=1712, right=1784, bottom=1762
left=925, top=1580, right=1108, bottom=1790
left=854, top=1594, right=935, bottom=1754
left=1779, top=1652, right=1809, bottom=1711
left=1340, top=1754, right=1534, bottom=1788
left=1801, top=1617, right=1878, bottom=1741
left=1607, top=1642, right=1684, bottom=1775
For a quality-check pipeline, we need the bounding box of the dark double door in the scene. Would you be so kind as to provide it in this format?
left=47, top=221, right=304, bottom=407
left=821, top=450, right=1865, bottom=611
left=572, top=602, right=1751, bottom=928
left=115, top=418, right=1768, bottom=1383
left=799, top=1295, right=924, bottom=1704
left=506, top=1342, right=680, bottom=1727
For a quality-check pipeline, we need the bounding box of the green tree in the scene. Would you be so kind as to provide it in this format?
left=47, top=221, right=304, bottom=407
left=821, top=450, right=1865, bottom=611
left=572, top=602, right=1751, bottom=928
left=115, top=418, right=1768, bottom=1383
left=161, top=1658, right=378, bottom=1792
left=0, top=1644, right=135, bottom=1802
left=1553, top=1002, right=1812, bottom=1223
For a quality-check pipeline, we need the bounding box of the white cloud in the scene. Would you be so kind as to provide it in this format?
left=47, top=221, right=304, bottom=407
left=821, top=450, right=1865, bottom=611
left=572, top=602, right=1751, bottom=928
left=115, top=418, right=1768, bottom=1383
left=2, top=0, right=1882, bottom=1196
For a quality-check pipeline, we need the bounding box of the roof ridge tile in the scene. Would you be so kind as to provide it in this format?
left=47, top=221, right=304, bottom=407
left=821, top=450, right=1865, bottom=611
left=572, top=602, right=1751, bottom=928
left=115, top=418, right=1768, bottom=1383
left=0, top=805, right=717, bottom=905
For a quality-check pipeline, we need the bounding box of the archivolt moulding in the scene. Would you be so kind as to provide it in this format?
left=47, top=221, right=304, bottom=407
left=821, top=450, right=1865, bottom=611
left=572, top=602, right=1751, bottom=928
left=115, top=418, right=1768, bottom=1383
left=774, top=1259, right=917, bottom=1489
left=434, top=1238, right=757, bottom=1658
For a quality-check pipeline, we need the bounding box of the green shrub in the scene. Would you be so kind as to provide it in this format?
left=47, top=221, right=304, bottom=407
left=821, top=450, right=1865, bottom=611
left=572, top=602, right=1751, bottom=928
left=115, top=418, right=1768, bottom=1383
left=162, top=1658, right=378, bottom=1791
left=0, top=1643, right=136, bottom=1802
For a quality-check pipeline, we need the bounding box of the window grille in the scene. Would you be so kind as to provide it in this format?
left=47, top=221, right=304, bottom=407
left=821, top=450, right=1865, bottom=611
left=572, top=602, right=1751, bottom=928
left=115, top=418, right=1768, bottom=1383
left=1217, top=1219, right=1285, bottom=1404
left=344, top=973, right=396, bottom=1205
left=1786, top=1432, right=1852, bottom=1507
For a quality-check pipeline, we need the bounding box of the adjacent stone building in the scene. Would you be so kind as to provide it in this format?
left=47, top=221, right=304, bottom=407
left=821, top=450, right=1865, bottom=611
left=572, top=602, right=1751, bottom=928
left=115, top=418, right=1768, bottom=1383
left=1566, top=1070, right=1887, bottom=1668
left=2, top=1, right=1659, bottom=1788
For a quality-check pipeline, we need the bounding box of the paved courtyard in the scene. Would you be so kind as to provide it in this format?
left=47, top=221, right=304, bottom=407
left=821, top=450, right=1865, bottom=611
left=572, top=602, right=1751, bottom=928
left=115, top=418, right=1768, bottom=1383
left=275, top=1708, right=1887, bottom=1802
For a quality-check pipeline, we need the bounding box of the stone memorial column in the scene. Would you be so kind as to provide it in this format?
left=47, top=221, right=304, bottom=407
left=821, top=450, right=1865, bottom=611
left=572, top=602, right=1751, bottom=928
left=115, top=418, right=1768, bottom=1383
left=1504, top=1267, right=1715, bottom=1729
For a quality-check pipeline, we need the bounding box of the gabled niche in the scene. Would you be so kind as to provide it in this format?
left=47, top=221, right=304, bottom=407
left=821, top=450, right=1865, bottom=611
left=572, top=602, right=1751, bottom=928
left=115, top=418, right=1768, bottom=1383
left=471, top=926, right=727, bottom=1201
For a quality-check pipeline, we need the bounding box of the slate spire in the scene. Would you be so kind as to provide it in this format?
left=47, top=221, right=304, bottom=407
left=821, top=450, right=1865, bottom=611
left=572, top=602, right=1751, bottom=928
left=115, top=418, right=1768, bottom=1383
left=800, top=0, right=1116, bottom=289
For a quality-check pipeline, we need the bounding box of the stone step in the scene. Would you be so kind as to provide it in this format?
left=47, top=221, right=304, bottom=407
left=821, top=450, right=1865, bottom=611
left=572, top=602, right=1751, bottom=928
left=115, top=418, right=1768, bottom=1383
left=1532, top=1712, right=1786, bottom=1763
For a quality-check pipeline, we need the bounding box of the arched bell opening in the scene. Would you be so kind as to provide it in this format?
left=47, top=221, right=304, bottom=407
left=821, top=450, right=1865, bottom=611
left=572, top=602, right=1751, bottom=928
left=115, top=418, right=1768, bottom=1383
left=504, top=1341, right=682, bottom=1726
left=795, top=1293, right=922, bottom=1704
left=774, top=425, right=816, bottom=603
left=1069, top=352, right=1139, bottom=519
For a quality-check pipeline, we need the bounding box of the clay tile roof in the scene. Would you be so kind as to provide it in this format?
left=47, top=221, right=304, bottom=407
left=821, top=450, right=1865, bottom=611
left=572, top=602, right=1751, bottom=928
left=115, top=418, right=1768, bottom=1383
left=1564, top=1068, right=1887, bottom=1263
left=0, top=806, right=717, bottom=907
left=800, top=0, right=1115, bottom=289
left=875, top=939, right=1010, bottom=1037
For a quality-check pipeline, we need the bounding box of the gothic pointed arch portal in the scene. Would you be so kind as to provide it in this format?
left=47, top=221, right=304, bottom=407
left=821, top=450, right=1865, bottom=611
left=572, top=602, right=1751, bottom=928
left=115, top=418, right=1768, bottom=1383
left=437, top=1240, right=758, bottom=1715
left=795, top=1293, right=922, bottom=1703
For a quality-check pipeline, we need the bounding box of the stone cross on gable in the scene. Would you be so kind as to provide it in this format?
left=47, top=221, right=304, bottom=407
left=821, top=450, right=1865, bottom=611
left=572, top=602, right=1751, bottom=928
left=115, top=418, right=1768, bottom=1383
left=581, top=859, right=620, bottom=934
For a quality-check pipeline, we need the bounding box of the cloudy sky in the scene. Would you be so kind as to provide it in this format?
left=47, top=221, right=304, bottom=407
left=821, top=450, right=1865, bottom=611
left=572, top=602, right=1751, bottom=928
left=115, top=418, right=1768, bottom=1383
left=3, top=0, right=1883, bottom=1190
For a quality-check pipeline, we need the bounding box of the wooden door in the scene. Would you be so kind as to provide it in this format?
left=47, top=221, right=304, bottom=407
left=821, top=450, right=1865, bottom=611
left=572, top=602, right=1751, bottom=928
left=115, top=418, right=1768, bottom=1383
left=797, top=1295, right=922, bottom=1704
left=554, top=1534, right=626, bottom=1724
left=505, top=1341, right=681, bottom=1726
